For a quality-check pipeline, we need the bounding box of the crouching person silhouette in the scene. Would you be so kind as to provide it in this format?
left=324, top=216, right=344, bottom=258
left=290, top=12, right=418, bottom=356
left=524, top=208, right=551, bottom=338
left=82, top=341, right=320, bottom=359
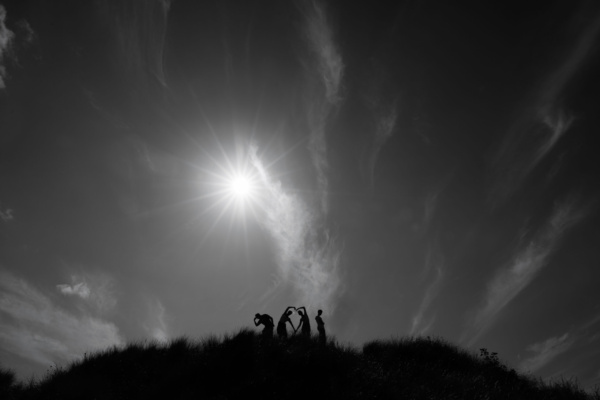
left=277, top=306, right=296, bottom=339
left=254, top=313, right=274, bottom=339
left=315, top=309, right=326, bottom=344
left=296, top=306, right=311, bottom=338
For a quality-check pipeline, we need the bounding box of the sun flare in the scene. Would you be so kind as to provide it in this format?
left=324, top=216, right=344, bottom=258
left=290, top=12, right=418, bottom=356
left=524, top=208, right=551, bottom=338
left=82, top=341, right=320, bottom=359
left=217, top=162, right=262, bottom=214
left=227, top=173, right=254, bottom=201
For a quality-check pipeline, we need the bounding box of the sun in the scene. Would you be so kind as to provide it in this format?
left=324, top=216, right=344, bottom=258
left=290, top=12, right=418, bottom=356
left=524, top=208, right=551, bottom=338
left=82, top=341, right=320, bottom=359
left=226, top=173, right=256, bottom=202
left=185, top=127, right=280, bottom=249
left=214, top=155, right=263, bottom=218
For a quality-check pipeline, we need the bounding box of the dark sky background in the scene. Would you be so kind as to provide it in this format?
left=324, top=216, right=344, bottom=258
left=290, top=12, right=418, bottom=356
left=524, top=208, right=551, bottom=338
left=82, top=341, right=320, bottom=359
left=2, top=0, right=600, bottom=390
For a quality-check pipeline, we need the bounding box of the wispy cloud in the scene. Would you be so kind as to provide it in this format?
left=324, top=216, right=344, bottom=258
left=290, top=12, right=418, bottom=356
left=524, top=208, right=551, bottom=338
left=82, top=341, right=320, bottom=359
left=57, top=282, right=91, bottom=299
left=519, top=333, right=574, bottom=373
left=96, top=0, right=172, bottom=86
left=489, top=7, right=600, bottom=206
left=463, top=198, right=588, bottom=346
left=490, top=107, right=574, bottom=206
left=421, top=180, right=452, bottom=233
left=533, top=107, right=574, bottom=168
left=250, top=145, right=342, bottom=312
left=300, top=0, right=344, bottom=214
left=0, top=202, right=14, bottom=222
left=301, top=0, right=343, bottom=104
left=520, top=313, right=600, bottom=387
left=364, top=100, right=398, bottom=188
left=410, top=244, right=444, bottom=335
left=359, top=56, right=399, bottom=188
left=243, top=0, right=345, bottom=311
left=0, top=5, right=14, bottom=89
left=0, top=269, right=123, bottom=372
left=56, top=271, right=117, bottom=313
left=539, top=7, right=600, bottom=109
left=410, top=267, right=443, bottom=335
left=143, top=298, right=169, bottom=343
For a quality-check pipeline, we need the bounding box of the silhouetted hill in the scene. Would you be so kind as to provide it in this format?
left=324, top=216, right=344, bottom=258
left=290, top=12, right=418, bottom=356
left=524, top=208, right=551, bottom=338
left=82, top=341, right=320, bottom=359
left=1, top=329, right=598, bottom=399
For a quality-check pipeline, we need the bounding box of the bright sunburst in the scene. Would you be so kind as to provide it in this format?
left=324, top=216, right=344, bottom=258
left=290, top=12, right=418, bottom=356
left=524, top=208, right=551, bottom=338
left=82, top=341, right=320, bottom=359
left=193, top=139, right=265, bottom=232
left=226, top=173, right=255, bottom=202
left=184, top=112, right=291, bottom=248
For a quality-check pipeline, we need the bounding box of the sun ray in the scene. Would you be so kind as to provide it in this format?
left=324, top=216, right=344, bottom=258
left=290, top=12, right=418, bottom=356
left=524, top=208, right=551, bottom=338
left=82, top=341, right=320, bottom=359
left=198, top=196, right=237, bottom=247
left=167, top=93, right=301, bottom=259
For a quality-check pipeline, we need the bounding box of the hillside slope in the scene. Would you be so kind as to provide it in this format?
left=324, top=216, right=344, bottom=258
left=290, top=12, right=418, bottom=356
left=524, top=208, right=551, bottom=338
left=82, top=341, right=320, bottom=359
left=1, top=329, right=598, bottom=399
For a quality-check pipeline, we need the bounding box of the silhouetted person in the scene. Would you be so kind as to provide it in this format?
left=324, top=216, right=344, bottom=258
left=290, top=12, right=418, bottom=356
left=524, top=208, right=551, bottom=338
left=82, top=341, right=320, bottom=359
left=296, top=306, right=311, bottom=337
left=277, top=306, right=296, bottom=338
left=315, top=309, right=326, bottom=344
left=254, top=313, right=274, bottom=339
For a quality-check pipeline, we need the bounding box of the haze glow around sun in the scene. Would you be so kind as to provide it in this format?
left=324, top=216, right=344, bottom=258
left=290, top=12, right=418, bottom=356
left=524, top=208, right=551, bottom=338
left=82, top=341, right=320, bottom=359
left=228, top=174, right=254, bottom=200
left=217, top=155, right=262, bottom=214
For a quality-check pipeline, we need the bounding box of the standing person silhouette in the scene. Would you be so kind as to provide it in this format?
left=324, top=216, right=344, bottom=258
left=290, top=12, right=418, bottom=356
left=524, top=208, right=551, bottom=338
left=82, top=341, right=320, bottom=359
left=277, top=306, right=296, bottom=338
left=296, top=306, right=311, bottom=337
left=254, top=313, right=274, bottom=339
left=315, top=309, right=326, bottom=344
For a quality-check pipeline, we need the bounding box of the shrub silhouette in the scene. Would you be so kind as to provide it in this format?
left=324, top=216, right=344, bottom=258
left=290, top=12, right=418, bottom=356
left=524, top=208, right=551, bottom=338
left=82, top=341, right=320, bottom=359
left=1, top=368, right=19, bottom=400
left=2, top=330, right=599, bottom=399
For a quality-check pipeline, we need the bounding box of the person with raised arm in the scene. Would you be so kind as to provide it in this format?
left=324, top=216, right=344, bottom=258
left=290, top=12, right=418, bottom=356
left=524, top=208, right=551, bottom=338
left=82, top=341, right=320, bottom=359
left=277, top=306, right=296, bottom=338
left=295, top=306, right=311, bottom=338
left=253, top=313, right=274, bottom=339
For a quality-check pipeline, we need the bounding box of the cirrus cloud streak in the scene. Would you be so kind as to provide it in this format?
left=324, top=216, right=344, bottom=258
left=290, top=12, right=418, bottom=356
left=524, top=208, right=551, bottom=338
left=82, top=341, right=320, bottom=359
left=250, top=145, right=342, bottom=312
left=0, top=269, right=123, bottom=374
left=462, top=197, right=589, bottom=346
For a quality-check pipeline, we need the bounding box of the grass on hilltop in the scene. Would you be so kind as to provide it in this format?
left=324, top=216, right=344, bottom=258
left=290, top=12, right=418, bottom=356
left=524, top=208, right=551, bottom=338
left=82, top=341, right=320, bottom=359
left=1, top=329, right=599, bottom=399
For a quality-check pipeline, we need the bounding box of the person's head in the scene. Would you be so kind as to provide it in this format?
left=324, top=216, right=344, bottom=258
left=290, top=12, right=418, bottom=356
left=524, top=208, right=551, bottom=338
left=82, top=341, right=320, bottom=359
left=287, top=310, right=293, bottom=316
left=318, top=309, right=322, bottom=316
left=255, top=313, right=261, bottom=319
left=298, top=310, right=304, bottom=316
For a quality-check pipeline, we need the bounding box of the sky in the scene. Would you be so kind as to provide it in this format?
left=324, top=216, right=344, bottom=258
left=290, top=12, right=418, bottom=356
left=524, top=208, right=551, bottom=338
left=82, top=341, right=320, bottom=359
left=1, top=0, right=600, bottom=390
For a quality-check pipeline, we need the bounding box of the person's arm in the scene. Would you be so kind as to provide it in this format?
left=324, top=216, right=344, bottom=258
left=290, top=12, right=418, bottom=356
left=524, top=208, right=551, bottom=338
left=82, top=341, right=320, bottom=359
left=285, top=306, right=295, bottom=313
left=268, top=316, right=274, bottom=325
